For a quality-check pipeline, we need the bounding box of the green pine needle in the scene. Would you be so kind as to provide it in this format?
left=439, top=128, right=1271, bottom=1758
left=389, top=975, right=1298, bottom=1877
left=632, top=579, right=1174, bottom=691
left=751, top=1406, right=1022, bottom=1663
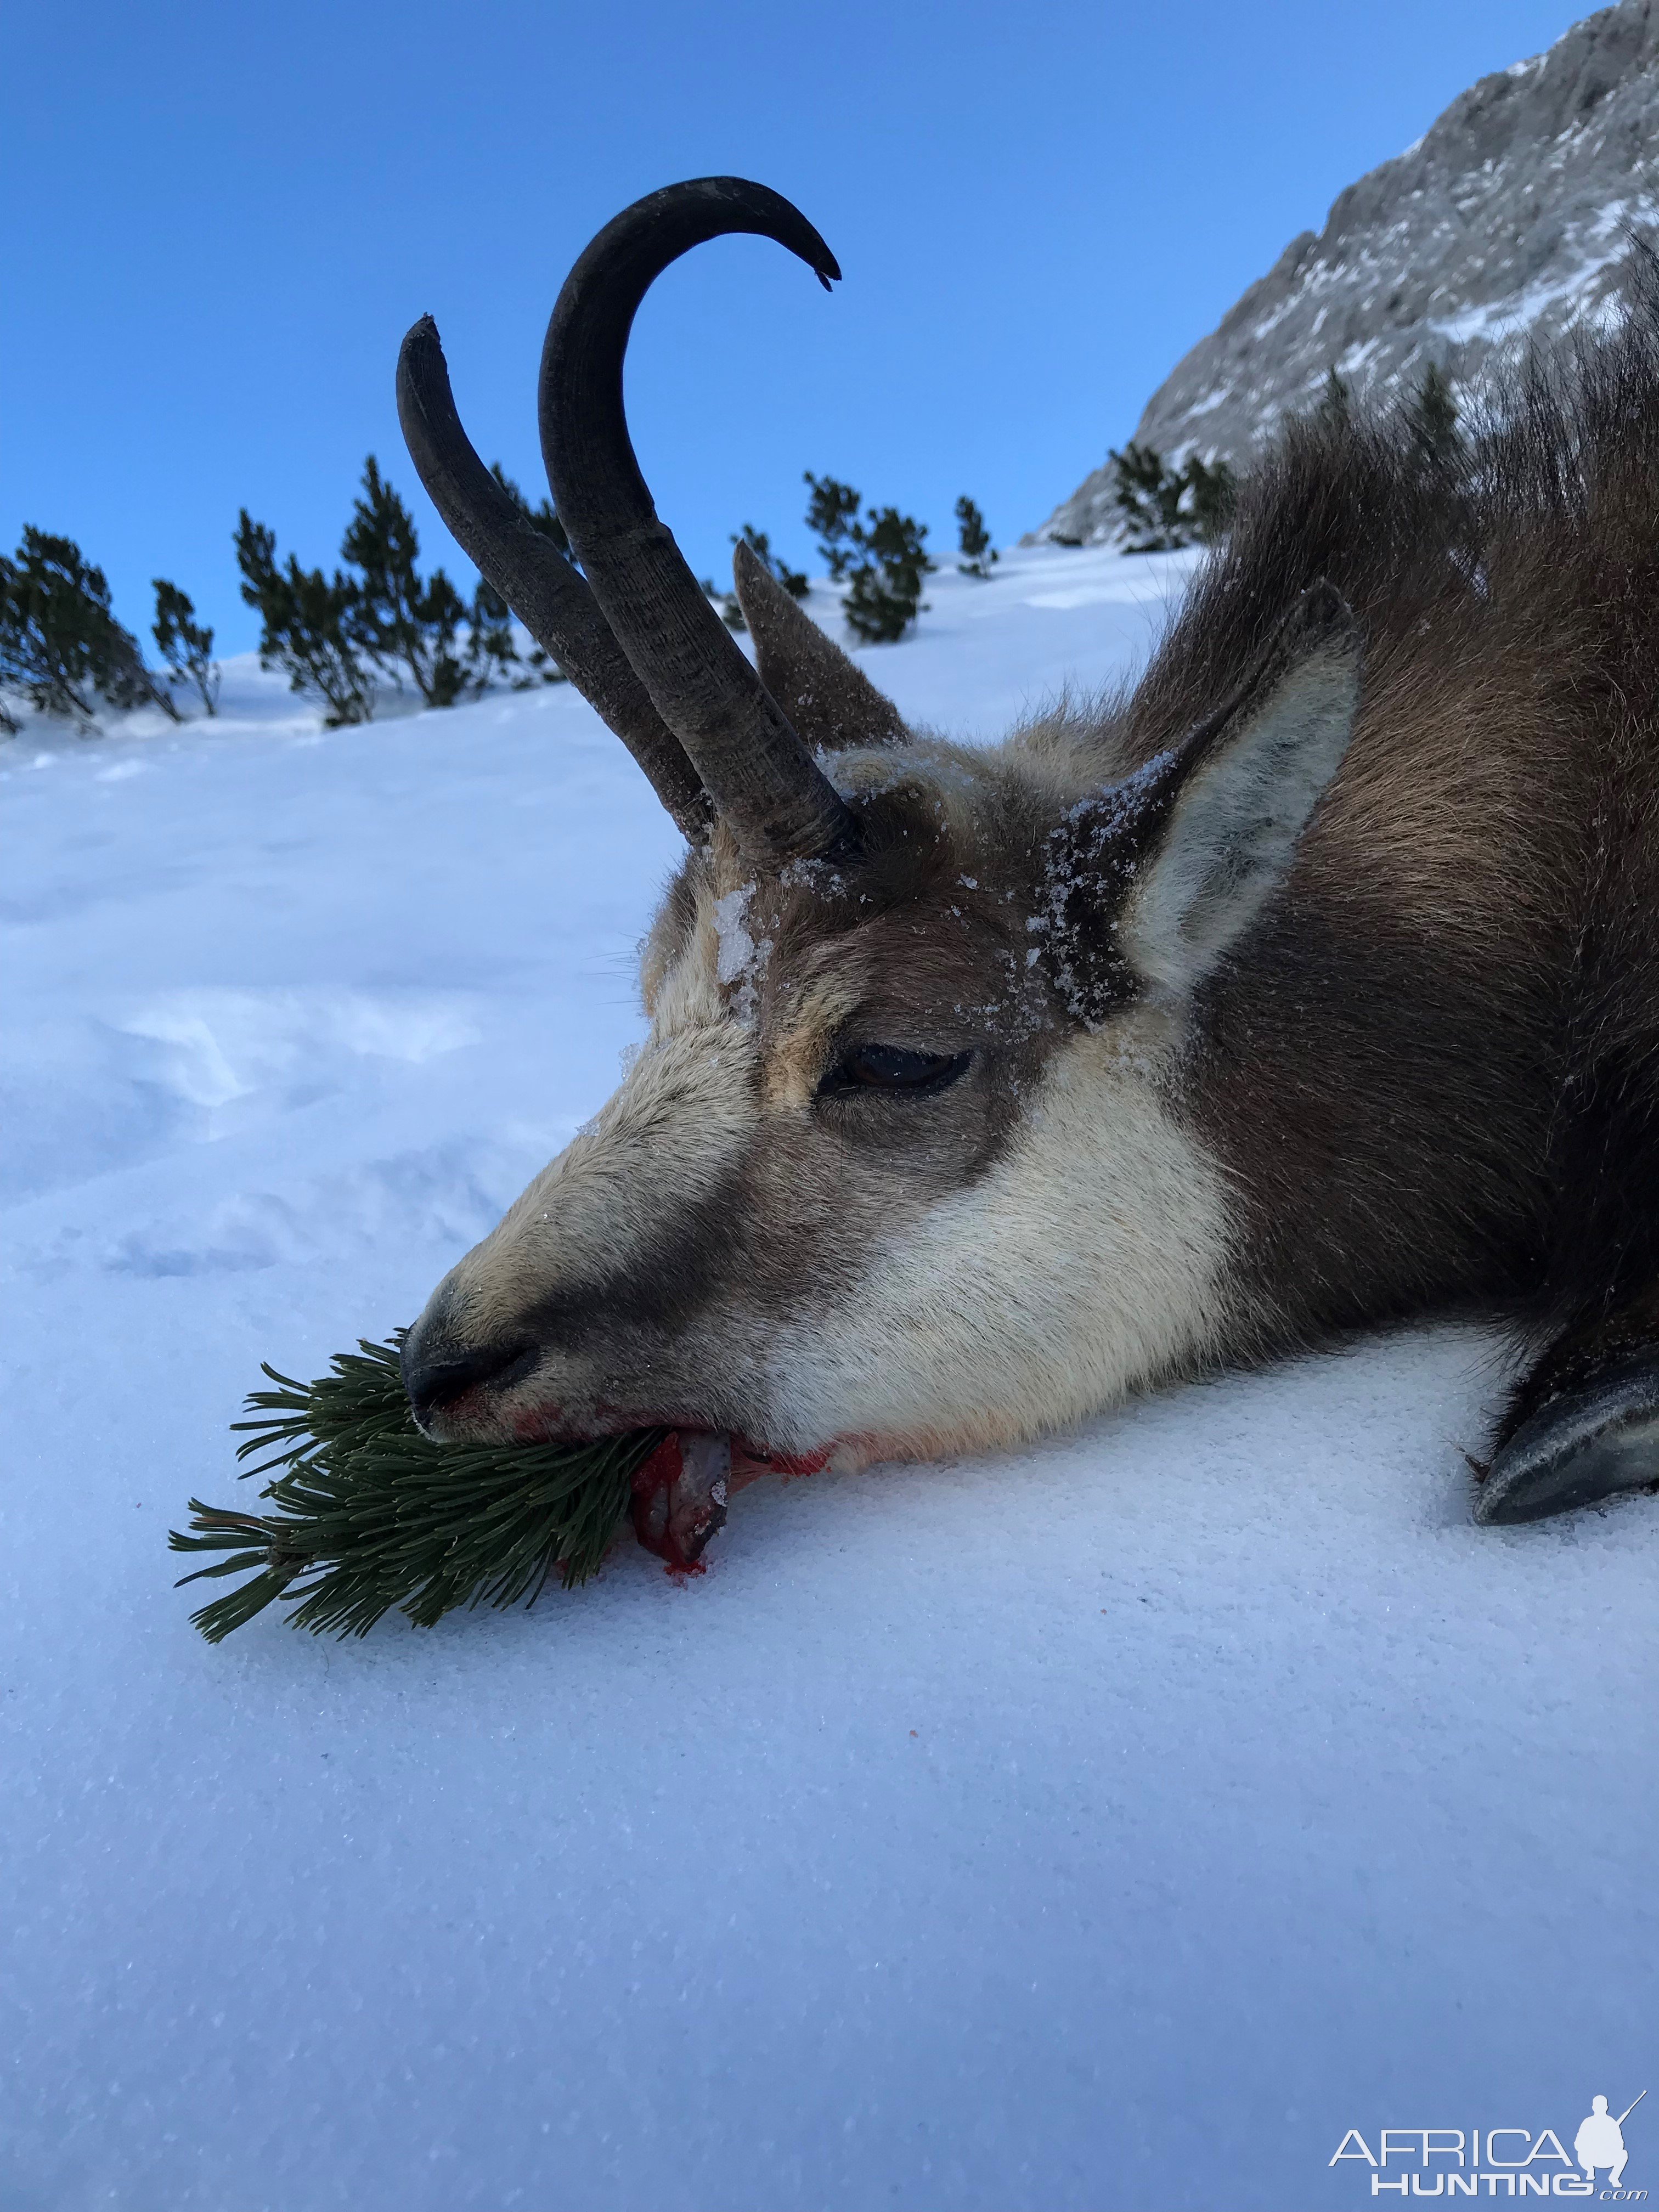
left=170, top=1333, right=662, bottom=1641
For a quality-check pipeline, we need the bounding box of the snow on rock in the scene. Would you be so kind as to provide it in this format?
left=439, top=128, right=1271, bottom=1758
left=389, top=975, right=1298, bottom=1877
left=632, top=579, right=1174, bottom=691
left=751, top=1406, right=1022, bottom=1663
left=1035, top=0, right=1659, bottom=545
left=1, top=549, right=1652, bottom=2211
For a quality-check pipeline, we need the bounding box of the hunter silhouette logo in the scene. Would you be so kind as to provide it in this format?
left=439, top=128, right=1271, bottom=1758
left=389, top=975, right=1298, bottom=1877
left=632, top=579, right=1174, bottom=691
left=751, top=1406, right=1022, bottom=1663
left=1576, top=2094, right=1645, bottom=2192
left=1331, top=2092, right=1646, bottom=2197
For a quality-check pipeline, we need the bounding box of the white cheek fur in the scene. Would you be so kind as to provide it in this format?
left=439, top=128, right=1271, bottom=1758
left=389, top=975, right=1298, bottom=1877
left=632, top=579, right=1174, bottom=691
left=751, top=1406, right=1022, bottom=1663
left=764, top=1013, right=1237, bottom=1458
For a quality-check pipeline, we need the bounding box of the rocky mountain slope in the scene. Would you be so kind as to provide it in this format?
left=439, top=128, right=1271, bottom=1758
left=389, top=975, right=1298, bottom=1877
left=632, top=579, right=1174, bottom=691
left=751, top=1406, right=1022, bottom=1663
left=1034, top=0, right=1659, bottom=545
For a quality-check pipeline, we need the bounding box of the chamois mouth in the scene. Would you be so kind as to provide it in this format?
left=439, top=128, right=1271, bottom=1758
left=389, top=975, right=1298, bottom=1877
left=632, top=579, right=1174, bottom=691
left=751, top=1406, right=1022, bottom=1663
left=407, top=1341, right=841, bottom=1481
left=513, top=1403, right=832, bottom=1481
left=507, top=1398, right=838, bottom=1485
left=727, top=1435, right=836, bottom=1480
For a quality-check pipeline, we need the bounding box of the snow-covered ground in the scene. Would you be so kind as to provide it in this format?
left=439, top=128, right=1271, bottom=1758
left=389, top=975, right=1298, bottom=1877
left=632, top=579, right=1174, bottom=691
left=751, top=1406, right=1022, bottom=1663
left=3, top=544, right=1653, bottom=2211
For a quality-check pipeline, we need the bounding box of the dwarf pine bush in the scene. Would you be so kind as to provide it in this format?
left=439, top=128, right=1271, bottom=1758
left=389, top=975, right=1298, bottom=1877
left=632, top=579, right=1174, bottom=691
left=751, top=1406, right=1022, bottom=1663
left=0, top=527, right=174, bottom=735
left=1108, top=442, right=1237, bottom=554
left=239, top=457, right=557, bottom=722
left=804, top=475, right=933, bottom=642
left=235, top=511, right=375, bottom=726
left=152, top=579, right=220, bottom=716
left=341, top=458, right=482, bottom=710
left=1405, top=362, right=1462, bottom=474
left=955, top=496, right=997, bottom=579
left=803, top=473, right=864, bottom=580
left=844, top=507, right=933, bottom=642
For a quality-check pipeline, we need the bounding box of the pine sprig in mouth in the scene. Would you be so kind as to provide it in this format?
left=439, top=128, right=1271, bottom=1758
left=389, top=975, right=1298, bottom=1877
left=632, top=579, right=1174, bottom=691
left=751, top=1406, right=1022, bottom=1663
left=170, top=1334, right=664, bottom=1642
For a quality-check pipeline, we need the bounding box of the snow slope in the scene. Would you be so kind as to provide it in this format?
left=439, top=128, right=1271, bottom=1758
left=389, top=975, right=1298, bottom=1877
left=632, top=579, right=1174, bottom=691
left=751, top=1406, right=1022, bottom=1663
left=2, top=545, right=1654, bottom=2212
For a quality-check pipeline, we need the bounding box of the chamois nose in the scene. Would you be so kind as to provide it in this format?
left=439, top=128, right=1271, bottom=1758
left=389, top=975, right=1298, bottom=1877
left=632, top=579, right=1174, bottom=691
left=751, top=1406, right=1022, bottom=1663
left=400, top=1306, right=539, bottom=1427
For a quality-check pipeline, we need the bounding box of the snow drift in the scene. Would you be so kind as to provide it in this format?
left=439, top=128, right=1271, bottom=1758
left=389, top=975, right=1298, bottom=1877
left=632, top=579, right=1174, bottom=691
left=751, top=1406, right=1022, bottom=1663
left=1, top=546, right=1652, bottom=2211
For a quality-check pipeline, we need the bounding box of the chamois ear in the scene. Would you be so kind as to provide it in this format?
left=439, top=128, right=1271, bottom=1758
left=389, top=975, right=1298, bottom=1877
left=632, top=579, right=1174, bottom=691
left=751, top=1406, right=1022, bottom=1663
left=1121, top=590, right=1362, bottom=996
left=732, top=539, right=909, bottom=751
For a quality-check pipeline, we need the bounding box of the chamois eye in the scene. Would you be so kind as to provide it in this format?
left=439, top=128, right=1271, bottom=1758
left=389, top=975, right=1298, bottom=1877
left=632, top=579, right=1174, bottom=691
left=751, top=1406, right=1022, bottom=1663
left=824, top=1045, right=972, bottom=1096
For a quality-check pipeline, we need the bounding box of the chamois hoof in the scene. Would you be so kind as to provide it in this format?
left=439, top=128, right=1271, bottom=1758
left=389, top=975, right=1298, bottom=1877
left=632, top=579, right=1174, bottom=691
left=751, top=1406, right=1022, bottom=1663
left=1476, top=1357, right=1659, bottom=1524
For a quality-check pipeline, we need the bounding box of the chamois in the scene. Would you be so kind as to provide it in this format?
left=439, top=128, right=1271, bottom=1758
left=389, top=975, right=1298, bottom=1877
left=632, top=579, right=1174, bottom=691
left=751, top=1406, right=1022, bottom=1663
left=394, top=177, right=1659, bottom=1540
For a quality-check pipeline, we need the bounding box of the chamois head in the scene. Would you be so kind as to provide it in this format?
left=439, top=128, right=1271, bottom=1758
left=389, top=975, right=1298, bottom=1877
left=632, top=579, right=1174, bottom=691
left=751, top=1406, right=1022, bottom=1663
left=396, top=178, right=1361, bottom=1475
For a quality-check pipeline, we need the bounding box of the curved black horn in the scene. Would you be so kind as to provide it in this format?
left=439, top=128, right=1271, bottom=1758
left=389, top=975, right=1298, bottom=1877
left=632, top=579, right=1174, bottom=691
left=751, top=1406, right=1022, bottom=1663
left=396, top=314, right=711, bottom=842
left=539, top=177, right=860, bottom=868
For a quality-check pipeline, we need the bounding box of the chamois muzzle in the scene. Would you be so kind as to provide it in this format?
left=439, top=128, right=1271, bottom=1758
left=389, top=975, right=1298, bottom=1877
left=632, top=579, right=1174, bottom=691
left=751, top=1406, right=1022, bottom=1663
left=400, top=1297, right=540, bottom=1432
left=539, top=176, right=861, bottom=868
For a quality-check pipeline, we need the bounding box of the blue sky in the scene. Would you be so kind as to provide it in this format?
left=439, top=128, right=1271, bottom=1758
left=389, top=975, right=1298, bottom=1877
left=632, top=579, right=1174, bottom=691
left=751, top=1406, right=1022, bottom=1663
left=4, top=0, right=1587, bottom=657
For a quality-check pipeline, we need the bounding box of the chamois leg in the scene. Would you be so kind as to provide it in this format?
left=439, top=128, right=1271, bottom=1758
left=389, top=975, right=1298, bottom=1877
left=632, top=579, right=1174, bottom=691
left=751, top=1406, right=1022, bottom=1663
left=1477, top=1285, right=1659, bottom=1524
